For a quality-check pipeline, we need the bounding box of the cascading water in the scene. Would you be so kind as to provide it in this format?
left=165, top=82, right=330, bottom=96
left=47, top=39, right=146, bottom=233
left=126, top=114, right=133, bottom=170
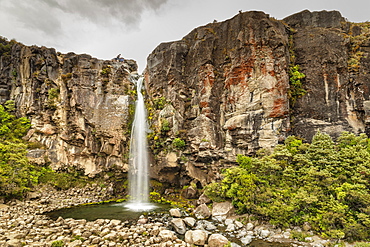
left=125, top=74, right=155, bottom=211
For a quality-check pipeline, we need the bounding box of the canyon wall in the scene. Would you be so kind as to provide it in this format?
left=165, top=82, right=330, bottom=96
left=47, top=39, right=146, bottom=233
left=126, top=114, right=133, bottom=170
left=144, top=10, right=370, bottom=187
left=1, top=10, right=370, bottom=189
left=0, top=44, right=137, bottom=176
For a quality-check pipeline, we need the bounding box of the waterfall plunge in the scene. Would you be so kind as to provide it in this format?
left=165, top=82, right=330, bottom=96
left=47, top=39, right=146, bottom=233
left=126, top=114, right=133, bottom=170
left=125, top=75, right=155, bottom=211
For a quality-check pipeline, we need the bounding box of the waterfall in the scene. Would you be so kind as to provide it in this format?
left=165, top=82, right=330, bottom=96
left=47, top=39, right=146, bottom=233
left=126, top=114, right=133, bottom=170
left=125, top=74, right=154, bottom=211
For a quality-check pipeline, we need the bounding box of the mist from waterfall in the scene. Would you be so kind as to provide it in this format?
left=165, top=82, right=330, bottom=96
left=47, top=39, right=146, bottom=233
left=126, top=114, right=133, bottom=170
left=125, top=74, right=154, bottom=211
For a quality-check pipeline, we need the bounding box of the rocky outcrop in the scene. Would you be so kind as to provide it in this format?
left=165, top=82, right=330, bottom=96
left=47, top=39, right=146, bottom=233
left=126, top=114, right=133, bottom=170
left=145, top=10, right=370, bottom=186
left=145, top=11, right=290, bottom=185
left=284, top=10, right=370, bottom=140
left=0, top=43, right=137, bottom=175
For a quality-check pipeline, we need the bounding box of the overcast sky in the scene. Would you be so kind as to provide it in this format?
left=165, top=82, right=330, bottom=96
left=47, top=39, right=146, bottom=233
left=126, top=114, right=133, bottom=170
left=1, top=0, right=369, bottom=72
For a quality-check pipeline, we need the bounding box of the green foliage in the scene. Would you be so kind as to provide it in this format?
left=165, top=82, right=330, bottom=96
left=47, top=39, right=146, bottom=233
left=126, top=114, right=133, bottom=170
left=0, top=105, right=89, bottom=198
left=100, top=66, right=111, bottom=76
left=289, top=64, right=306, bottom=105
left=38, top=167, right=89, bottom=190
left=51, top=240, right=65, bottom=247
left=205, top=131, right=370, bottom=241
left=291, top=230, right=312, bottom=242
left=4, top=100, right=15, bottom=112
left=161, top=119, right=171, bottom=132
left=354, top=242, right=370, bottom=247
left=153, top=96, right=168, bottom=110
left=47, top=87, right=60, bottom=109
left=0, top=36, right=16, bottom=57
left=288, top=30, right=307, bottom=105
left=172, top=138, right=185, bottom=149
left=0, top=105, right=32, bottom=197
left=0, top=105, right=31, bottom=142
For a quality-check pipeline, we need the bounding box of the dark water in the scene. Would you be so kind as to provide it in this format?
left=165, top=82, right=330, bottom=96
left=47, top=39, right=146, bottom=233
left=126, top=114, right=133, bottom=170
left=45, top=202, right=171, bottom=222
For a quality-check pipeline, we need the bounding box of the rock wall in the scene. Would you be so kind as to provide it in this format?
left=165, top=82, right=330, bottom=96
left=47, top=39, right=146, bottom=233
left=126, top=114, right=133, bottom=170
left=0, top=43, right=137, bottom=175
left=145, top=10, right=370, bottom=186
left=1, top=10, right=370, bottom=188
left=284, top=10, right=370, bottom=140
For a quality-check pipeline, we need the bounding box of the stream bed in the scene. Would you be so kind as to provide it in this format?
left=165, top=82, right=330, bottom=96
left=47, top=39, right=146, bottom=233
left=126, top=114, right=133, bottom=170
left=45, top=202, right=293, bottom=246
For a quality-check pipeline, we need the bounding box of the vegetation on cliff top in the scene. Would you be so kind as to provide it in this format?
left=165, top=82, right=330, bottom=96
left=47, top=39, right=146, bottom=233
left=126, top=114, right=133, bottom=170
left=205, top=131, right=370, bottom=241
left=0, top=36, right=17, bottom=58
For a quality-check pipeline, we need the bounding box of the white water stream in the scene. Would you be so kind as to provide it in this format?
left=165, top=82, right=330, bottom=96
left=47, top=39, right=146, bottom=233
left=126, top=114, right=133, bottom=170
left=125, top=75, right=156, bottom=211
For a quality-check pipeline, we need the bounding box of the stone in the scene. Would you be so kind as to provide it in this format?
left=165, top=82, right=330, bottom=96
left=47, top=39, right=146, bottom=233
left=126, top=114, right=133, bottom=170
left=240, top=235, right=253, bottom=245
left=5, top=239, right=23, bottom=247
left=208, top=234, right=229, bottom=247
left=137, top=217, right=148, bottom=224
left=109, top=219, right=121, bottom=226
left=224, top=219, right=234, bottom=225
left=260, top=229, right=270, bottom=238
left=169, top=208, right=182, bottom=218
left=158, top=230, right=176, bottom=241
left=183, top=186, right=198, bottom=199
left=194, top=203, right=211, bottom=219
left=245, top=222, right=254, bottom=231
left=67, top=240, right=82, bottom=247
left=184, top=230, right=208, bottom=246
left=183, top=217, right=196, bottom=228
left=225, top=223, right=236, bottom=232
left=211, top=201, right=234, bottom=222
left=171, top=218, right=187, bottom=235
left=197, top=193, right=211, bottom=205
left=234, top=220, right=243, bottom=229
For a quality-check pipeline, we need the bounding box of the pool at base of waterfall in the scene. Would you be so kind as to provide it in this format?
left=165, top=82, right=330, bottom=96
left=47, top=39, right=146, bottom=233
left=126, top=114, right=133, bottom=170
left=45, top=202, right=171, bottom=222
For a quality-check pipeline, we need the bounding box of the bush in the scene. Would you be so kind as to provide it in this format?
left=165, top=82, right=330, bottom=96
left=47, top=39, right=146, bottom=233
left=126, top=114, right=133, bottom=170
left=51, top=240, right=64, bottom=247
left=172, top=138, right=185, bottom=149
left=0, top=105, right=89, bottom=198
left=205, top=131, right=370, bottom=241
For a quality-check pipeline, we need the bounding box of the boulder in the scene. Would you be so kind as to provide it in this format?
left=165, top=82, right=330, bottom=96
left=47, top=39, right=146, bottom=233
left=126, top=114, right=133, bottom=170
left=240, top=235, right=253, bottom=245
left=184, top=230, right=208, bottom=245
left=208, top=234, right=229, bottom=247
left=158, top=230, right=176, bottom=241
left=5, top=239, right=23, bottom=247
left=171, top=218, right=187, bottom=234
left=197, top=193, right=211, bottom=205
left=194, top=203, right=211, bottom=219
left=183, top=217, right=197, bottom=228
left=169, top=208, right=182, bottom=217
left=211, top=201, right=234, bottom=222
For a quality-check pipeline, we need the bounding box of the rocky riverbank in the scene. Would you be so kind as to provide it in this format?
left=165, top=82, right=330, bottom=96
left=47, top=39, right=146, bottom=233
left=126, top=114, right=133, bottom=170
left=0, top=184, right=349, bottom=247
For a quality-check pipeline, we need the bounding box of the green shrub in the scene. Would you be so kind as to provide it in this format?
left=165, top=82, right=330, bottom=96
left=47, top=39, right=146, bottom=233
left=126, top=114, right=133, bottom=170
left=51, top=240, right=64, bottom=247
left=291, top=230, right=312, bottom=242
left=153, top=96, right=167, bottom=110
left=354, top=242, right=370, bottom=247
left=205, top=131, right=370, bottom=241
left=161, top=119, right=171, bottom=132
left=172, top=138, right=185, bottom=149
left=0, top=105, right=89, bottom=198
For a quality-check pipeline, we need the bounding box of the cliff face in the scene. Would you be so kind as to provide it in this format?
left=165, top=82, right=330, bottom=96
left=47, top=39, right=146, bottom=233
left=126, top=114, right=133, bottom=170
left=0, top=43, right=137, bottom=175
left=1, top=10, right=370, bottom=187
left=284, top=10, right=370, bottom=140
left=145, top=10, right=370, bottom=186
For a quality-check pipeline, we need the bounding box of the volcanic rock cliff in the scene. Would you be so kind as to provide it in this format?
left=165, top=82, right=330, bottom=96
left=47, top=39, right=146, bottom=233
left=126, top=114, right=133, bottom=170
left=145, top=10, right=370, bottom=186
left=0, top=44, right=137, bottom=176
left=1, top=10, right=370, bottom=188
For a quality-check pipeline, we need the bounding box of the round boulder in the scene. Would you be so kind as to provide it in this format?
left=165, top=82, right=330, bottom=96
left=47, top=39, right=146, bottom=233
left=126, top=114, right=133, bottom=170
left=208, top=234, right=229, bottom=247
